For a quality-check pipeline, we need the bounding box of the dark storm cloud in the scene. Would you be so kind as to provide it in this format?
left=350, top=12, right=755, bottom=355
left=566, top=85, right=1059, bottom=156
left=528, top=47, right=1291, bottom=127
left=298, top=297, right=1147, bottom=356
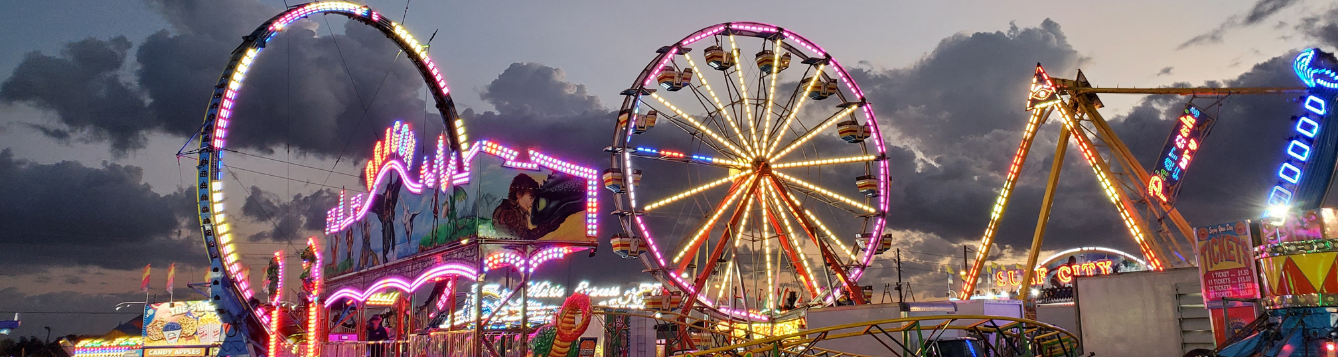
left=854, top=19, right=1084, bottom=153
left=1244, top=0, right=1301, bottom=25
left=1179, top=0, right=1300, bottom=49
left=0, top=36, right=153, bottom=154
left=467, top=62, right=615, bottom=162
left=849, top=19, right=1120, bottom=253
left=1158, top=66, right=1175, bottom=76
left=240, top=186, right=337, bottom=242
left=1, top=0, right=437, bottom=158
left=1297, top=7, right=1338, bottom=48
left=0, top=149, right=205, bottom=273
left=479, top=63, right=605, bottom=117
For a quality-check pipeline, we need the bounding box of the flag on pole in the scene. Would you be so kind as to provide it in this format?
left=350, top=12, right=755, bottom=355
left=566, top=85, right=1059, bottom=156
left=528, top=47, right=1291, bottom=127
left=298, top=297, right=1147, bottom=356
left=166, top=263, right=176, bottom=293
left=141, top=264, right=151, bottom=292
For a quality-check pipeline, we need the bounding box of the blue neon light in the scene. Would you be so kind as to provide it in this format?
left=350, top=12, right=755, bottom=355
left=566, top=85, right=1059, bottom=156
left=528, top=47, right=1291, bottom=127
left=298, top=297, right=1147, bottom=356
left=1287, top=140, right=1311, bottom=161
left=1279, top=163, right=1302, bottom=184
left=1265, top=48, right=1338, bottom=210
left=1294, top=49, right=1338, bottom=90
left=1306, top=96, right=1328, bottom=115
left=1269, top=186, right=1293, bottom=206
left=1297, top=117, right=1320, bottom=138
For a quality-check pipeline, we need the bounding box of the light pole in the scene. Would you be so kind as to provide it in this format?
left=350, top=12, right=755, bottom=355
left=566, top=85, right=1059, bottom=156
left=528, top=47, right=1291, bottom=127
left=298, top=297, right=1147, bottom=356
left=115, top=301, right=147, bottom=311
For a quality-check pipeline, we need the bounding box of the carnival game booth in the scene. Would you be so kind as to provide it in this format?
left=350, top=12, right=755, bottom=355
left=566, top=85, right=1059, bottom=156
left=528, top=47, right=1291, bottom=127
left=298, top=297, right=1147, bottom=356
left=316, top=121, right=602, bottom=357
left=140, top=301, right=226, bottom=357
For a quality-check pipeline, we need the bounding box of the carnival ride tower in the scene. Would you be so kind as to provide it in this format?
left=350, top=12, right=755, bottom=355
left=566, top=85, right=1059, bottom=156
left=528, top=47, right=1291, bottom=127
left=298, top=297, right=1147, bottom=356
left=1213, top=48, right=1338, bottom=357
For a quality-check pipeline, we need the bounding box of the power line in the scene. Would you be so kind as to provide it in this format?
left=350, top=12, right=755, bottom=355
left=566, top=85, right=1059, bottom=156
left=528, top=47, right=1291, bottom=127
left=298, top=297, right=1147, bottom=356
left=227, top=165, right=366, bottom=193
left=2, top=311, right=140, bottom=315
left=223, top=149, right=360, bottom=178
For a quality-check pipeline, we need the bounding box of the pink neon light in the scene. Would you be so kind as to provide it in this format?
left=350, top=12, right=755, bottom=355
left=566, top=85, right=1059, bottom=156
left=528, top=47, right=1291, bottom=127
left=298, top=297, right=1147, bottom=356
left=644, top=48, right=680, bottom=87
left=679, top=25, right=728, bottom=46
left=484, top=247, right=590, bottom=274
left=324, top=263, right=478, bottom=307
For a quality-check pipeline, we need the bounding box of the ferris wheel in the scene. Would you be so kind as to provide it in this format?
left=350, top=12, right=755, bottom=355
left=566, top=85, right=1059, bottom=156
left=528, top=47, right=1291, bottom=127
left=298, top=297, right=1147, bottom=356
left=605, top=22, right=891, bottom=320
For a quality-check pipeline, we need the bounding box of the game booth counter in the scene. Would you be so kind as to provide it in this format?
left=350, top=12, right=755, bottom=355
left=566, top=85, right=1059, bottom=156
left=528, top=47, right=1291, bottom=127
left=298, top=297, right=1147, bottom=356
left=72, top=301, right=227, bottom=357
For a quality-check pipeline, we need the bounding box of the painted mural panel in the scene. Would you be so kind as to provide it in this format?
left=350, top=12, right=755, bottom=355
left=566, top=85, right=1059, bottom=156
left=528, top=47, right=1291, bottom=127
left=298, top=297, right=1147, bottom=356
left=320, top=122, right=598, bottom=279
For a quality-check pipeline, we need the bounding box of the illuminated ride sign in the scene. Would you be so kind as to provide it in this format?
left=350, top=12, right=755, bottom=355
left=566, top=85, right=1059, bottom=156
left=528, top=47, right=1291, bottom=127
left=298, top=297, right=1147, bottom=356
left=324, top=121, right=599, bottom=238
left=1148, top=104, right=1216, bottom=206
left=982, top=247, right=1149, bottom=292
left=444, top=281, right=663, bottom=329
left=366, top=292, right=400, bottom=306
left=1266, top=49, right=1338, bottom=213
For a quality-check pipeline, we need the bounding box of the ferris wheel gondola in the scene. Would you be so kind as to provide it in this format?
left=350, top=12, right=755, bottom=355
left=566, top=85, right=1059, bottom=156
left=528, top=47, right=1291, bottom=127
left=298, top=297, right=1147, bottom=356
left=607, top=22, right=891, bottom=321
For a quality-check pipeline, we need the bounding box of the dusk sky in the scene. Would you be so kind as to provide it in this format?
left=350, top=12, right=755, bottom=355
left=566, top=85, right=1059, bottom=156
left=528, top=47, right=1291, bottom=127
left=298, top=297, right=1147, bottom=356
left=2, top=0, right=1337, bottom=338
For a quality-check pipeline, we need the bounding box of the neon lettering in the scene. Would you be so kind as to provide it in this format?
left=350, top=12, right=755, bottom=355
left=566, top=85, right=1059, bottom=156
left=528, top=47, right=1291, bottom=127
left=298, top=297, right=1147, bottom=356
left=1057, top=266, right=1073, bottom=284
left=1096, top=260, right=1113, bottom=274
left=1080, top=262, right=1097, bottom=276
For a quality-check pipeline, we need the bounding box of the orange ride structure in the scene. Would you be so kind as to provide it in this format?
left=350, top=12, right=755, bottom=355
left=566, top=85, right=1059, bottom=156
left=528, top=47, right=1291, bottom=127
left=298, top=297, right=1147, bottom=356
left=957, top=63, right=1312, bottom=300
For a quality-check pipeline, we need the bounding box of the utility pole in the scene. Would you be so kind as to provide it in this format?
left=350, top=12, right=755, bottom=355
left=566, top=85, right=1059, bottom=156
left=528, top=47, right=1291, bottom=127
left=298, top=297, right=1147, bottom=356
left=895, top=249, right=904, bottom=304
left=962, top=245, right=968, bottom=274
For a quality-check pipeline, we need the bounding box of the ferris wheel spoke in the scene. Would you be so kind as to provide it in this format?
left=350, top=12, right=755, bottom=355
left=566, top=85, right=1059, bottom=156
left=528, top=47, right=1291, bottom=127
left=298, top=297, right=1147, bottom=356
left=766, top=63, right=826, bottom=157
left=684, top=51, right=755, bottom=157
left=626, top=144, right=749, bottom=169
left=772, top=104, right=862, bottom=162
left=800, top=208, right=857, bottom=262
left=772, top=171, right=875, bottom=213
left=753, top=188, right=776, bottom=307
left=767, top=175, right=864, bottom=304
left=727, top=34, right=759, bottom=153
left=783, top=187, right=861, bottom=215
left=672, top=174, right=760, bottom=267
left=682, top=176, right=760, bottom=313
left=761, top=184, right=821, bottom=298
left=771, top=154, right=877, bottom=169
left=713, top=250, right=736, bottom=305
left=644, top=169, right=753, bottom=212
left=649, top=92, right=751, bottom=159
left=760, top=37, right=784, bottom=153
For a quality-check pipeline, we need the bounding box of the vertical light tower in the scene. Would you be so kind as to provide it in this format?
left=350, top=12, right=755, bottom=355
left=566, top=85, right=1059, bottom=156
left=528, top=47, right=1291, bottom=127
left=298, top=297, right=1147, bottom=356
left=1220, top=48, right=1338, bottom=357
left=268, top=252, right=284, bottom=357
left=303, top=237, right=322, bottom=357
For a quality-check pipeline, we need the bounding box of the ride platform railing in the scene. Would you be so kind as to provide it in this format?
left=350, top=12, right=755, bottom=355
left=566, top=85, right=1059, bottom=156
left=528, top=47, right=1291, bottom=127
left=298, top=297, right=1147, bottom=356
left=684, top=314, right=1081, bottom=357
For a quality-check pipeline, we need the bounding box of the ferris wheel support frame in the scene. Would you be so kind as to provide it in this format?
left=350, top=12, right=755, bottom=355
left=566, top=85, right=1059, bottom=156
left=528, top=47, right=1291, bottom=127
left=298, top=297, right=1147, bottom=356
left=958, top=63, right=1309, bottom=299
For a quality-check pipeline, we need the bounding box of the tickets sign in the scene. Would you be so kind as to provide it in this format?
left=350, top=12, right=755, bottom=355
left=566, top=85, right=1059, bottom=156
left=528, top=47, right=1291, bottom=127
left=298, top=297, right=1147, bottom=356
left=1194, top=221, right=1260, bottom=306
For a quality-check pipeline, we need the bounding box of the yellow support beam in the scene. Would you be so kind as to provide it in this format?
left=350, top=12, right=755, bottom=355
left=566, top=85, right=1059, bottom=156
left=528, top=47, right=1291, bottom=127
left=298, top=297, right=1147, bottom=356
left=1072, top=98, right=1195, bottom=262
left=1021, top=125, right=1070, bottom=300
left=1054, top=81, right=1306, bottom=96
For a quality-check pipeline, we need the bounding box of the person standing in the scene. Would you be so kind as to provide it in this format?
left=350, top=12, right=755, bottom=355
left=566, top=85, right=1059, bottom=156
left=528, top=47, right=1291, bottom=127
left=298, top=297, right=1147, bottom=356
left=366, top=315, right=391, bottom=357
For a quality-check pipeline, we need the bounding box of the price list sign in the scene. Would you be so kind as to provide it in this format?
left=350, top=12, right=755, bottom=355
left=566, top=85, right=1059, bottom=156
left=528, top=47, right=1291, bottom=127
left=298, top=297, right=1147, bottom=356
left=1194, top=221, right=1260, bottom=306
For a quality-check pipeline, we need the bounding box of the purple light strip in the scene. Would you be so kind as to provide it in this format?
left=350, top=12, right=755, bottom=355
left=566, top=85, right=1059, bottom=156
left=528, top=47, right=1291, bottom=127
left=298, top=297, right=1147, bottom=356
left=324, top=263, right=478, bottom=307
